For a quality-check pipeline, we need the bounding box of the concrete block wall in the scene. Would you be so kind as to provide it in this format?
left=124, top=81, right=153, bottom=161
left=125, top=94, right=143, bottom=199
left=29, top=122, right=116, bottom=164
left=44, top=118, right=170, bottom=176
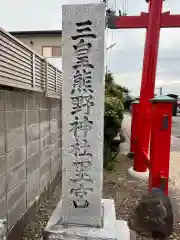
left=0, top=90, right=62, bottom=230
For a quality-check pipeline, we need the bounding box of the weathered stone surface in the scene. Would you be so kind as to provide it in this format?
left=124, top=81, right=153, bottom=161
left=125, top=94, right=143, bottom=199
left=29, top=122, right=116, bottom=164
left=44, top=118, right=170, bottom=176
left=0, top=111, right=5, bottom=133
left=61, top=3, right=105, bottom=226
left=57, top=119, right=62, bottom=130
left=8, top=195, right=26, bottom=229
left=26, top=123, right=39, bottom=143
left=56, top=139, right=61, bottom=149
left=50, top=132, right=57, bottom=144
left=50, top=119, right=58, bottom=134
left=6, top=111, right=25, bottom=132
left=26, top=110, right=39, bottom=125
left=43, top=199, right=130, bottom=240
left=26, top=93, right=39, bottom=110
left=40, top=122, right=49, bottom=137
left=7, top=162, right=26, bottom=191
left=51, top=165, right=58, bottom=180
left=0, top=174, right=6, bottom=199
left=0, top=91, right=5, bottom=110
left=40, top=160, right=50, bottom=177
left=50, top=99, right=58, bottom=109
left=5, top=91, right=25, bottom=111
left=0, top=89, right=62, bottom=231
left=57, top=129, right=62, bottom=140
left=40, top=172, right=50, bottom=192
left=0, top=196, right=6, bottom=219
left=40, top=133, right=50, bottom=151
left=7, top=180, right=26, bottom=210
left=50, top=108, right=58, bottom=120
left=6, top=127, right=25, bottom=152
left=40, top=147, right=50, bottom=166
left=0, top=133, right=5, bottom=155
left=39, top=97, right=49, bottom=110
left=0, top=154, right=6, bottom=177
left=7, top=146, right=26, bottom=171
left=40, top=160, right=50, bottom=192
left=49, top=142, right=57, bottom=157
left=27, top=139, right=39, bottom=159
left=40, top=110, right=49, bottom=122
left=27, top=153, right=39, bottom=175
left=27, top=169, right=39, bottom=207
left=129, top=189, right=173, bottom=239
left=50, top=152, right=59, bottom=167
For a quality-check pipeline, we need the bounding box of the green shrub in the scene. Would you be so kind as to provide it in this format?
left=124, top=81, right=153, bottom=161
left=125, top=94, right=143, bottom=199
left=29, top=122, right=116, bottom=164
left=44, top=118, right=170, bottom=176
left=104, top=72, right=125, bottom=169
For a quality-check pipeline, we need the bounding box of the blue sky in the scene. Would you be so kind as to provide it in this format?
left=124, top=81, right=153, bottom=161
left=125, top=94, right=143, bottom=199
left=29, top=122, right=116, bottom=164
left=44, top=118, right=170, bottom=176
left=1, top=0, right=180, bottom=96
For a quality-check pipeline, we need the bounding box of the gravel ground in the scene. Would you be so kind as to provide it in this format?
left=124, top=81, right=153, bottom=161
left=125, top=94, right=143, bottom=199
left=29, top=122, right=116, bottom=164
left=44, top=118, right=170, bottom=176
left=21, top=155, right=180, bottom=240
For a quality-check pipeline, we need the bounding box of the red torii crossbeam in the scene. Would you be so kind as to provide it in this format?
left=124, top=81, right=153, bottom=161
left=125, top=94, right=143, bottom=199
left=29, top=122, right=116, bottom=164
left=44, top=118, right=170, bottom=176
left=108, top=0, right=180, bottom=173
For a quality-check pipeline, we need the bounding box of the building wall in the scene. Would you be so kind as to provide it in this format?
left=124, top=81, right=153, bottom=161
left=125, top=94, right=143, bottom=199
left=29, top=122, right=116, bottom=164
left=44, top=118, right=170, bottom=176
left=0, top=89, right=62, bottom=230
left=14, top=35, right=62, bottom=56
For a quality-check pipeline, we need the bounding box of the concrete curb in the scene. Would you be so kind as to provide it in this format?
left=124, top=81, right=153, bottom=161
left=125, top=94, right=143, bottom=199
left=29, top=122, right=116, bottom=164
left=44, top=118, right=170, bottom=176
left=128, top=166, right=149, bottom=182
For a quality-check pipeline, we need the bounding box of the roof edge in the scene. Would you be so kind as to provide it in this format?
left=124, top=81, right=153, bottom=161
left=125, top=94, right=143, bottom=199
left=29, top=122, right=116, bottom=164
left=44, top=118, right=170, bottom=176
left=9, top=30, right=62, bottom=36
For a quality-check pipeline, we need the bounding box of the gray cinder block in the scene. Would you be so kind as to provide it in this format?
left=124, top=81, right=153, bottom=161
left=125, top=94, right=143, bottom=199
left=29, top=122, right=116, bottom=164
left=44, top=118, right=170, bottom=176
left=40, top=134, right=50, bottom=151
left=8, top=195, right=26, bottom=229
left=0, top=174, right=6, bottom=199
left=0, top=133, right=5, bottom=156
left=27, top=139, right=39, bottom=159
left=7, top=180, right=26, bottom=210
left=26, top=124, right=39, bottom=143
left=7, top=146, right=26, bottom=171
left=40, top=147, right=50, bottom=166
left=26, top=110, right=39, bottom=125
left=27, top=153, right=39, bottom=175
left=6, top=111, right=25, bottom=132
left=6, top=127, right=25, bottom=152
left=5, top=91, right=25, bottom=111
left=0, top=155, right=6, bottom=177
left=7, top=162, right=26, bottom=191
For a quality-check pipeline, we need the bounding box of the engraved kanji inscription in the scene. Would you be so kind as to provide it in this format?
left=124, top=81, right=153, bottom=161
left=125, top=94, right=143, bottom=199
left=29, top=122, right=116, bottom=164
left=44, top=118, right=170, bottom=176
left=70, top=169, right=93, bottom=183
left=73, top=39, right=92, bottom=56
left=69, top=116, right=93, bottom=139
left=71, top=20, right=97, bottom=40
left=71, top=69, right=93, bottom=95
left=71, top=95, right=94, bottom=115
left=73, top=199, right=89, bottom=208
left=69, top=139, right=92, bottom=158
left=73, top=160, right=92, bottom=168
left=70, top=184, right=93, bottom=198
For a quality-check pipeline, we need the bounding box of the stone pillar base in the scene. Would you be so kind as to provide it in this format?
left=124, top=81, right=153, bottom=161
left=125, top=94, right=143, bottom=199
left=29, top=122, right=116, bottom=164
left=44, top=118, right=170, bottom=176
left=128, top=166, right=149, bottom=181
left=42, top=199, right=130, bottom=240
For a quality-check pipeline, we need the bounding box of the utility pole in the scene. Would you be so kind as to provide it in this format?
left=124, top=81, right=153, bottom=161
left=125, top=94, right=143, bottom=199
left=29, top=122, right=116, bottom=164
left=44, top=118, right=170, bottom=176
left=105, top=42, right=116, bottom=73
left=156, top=86, right=163, bottom=96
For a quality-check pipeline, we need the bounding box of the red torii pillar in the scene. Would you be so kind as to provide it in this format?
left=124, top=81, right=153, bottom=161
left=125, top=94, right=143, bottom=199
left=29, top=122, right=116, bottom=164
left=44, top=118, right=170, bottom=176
left=108, top=0, right=180, bottom=174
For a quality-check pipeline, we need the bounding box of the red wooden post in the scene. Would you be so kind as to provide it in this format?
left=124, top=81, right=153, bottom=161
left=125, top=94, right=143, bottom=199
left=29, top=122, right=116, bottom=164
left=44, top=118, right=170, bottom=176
left=107, top=0, right=180, bottom=177
left=135, top=0, right=164, bottom=173
left=149, top=96, right=175, bottom=195
left=130, top=100, right=139, bottom=154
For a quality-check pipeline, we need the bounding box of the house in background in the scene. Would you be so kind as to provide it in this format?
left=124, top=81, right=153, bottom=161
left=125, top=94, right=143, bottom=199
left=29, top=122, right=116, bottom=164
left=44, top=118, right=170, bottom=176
left=9, top=30, right=62, bottom=69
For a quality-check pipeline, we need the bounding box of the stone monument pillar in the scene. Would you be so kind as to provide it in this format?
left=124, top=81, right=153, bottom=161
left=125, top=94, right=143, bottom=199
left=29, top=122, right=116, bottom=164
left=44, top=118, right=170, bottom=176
left=43, top=3, right=130, bottom=240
